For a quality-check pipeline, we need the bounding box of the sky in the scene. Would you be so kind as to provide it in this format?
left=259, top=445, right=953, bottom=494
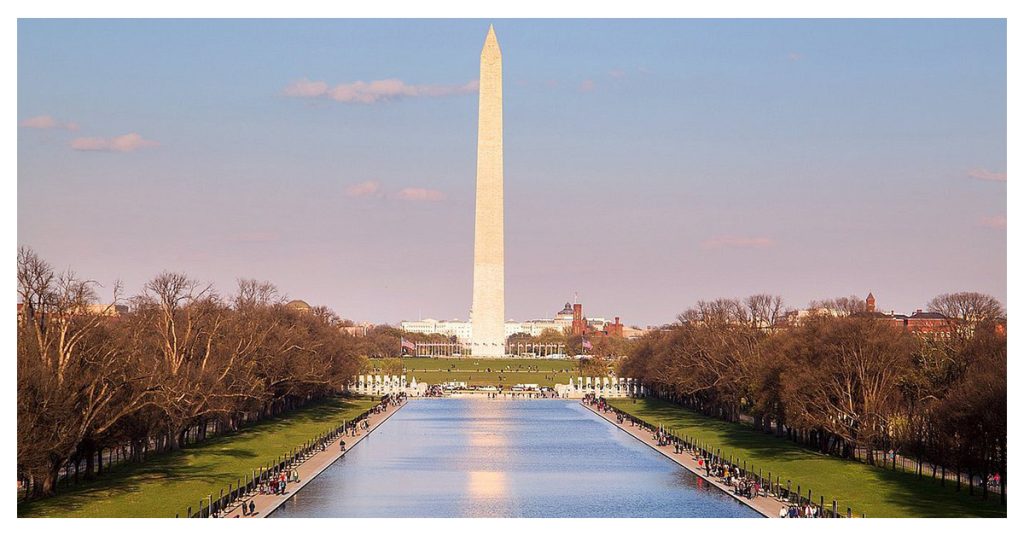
left=18, top=19, right=1006, bottom=327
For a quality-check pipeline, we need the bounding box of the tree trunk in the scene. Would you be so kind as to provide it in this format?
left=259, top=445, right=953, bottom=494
left=84, top=448, right=95, bottom=480
left=167, top=425, right=184, bottom=451
left=35, top=460, right=62, bottom=498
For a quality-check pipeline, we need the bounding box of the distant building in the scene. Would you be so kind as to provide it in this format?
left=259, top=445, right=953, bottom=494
left=17, top=301, right=128, bottom=327
left=855, top=293, right=955, bottom=337
left=621, top=326, right=649, bottom=339
left=570, top=302, right=625, bottom=338
left=778, top=307, right=843, bottom=327
left=340, top=322, right=374, bottom=337
left=285, top=299, right=312, bottom=313
left=904, top=310, right=953, bottom=335
left=400, top=300, right=626, bottom=342
left=85, top=303, right=129, bottom=316
left=401, top=318, right=473, bottom=340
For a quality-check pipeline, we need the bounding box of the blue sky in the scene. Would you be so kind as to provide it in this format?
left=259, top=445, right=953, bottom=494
left=18, top=19, right=1006, bottom=326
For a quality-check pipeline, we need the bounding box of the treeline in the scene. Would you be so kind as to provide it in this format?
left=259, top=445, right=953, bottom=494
left=351, top=326, right=451, bottom=359
left=17, top=247, right=363, bottom=499
left=620, top=292, right=1006, bottom=500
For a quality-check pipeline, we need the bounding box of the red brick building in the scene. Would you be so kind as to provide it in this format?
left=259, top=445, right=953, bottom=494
left=856, top=294, right=955, bottom=337
left=571, top=302, right=625, bottom=338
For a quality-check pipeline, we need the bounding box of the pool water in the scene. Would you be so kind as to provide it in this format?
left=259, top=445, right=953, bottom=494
left=271, top=398, right=759, bottom=518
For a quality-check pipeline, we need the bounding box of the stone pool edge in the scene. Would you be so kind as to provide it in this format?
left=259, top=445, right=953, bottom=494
left=582, top=402, right=774, bottom=518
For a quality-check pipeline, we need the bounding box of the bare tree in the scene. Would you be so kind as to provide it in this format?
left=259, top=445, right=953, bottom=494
left=809, top=295, right=866, bottom=316
left=17, top=248, right=150, bottom=496
left=746, top=294, right=785, bottom=330
left=233, top=278, right=281, bottom=310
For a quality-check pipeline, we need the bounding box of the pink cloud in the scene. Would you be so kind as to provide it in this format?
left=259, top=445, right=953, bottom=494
left=345, top=180, right=382, bottom=198
left=395, top=188, right=446, bottom=202
left=701, top=235, right=776, bottom=250
left=20, top=115, right=78, bottom=130
left=282, top=78, right=329, bottom=97
left=283, top=78, right=478, bottom=104
left=578, top=79, right=596, bottom=93
left=608, top=69, right=626, bottom=79
left=71, top=133, right=158, bottom=152
left=787, top=52, right=804, bottom=61
left=968, top=168, right=1007, bottom=182
left=979, top=216, right=1006, bottom=229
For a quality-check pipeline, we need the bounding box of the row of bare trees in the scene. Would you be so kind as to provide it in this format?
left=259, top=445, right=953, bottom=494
left=620, top=293, right=1006, bottom=501
left=17, top=247, right=363, bottom=499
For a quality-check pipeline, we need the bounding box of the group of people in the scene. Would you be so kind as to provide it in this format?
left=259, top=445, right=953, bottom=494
left=582, top=393, right=612, bottom=411
left=779, top=502, right=822, bottom=518
left=238, top=499, right=257, bottom=516
left=378, top=392, right=406, bottom=409
left=694, top=453, right=764, bottom=500
left=258, top=469, right=295, bottom=496
left=232, top=394, right=408, bottom=517
left=587, top=395, right=842, bottom=519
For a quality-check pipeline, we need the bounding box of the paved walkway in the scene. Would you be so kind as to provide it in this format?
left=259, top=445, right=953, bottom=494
left=220, top=399, right=406, bottom=518
left=582, top=402, right=786, bottom=518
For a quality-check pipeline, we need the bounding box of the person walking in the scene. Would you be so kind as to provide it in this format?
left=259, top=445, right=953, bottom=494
left=248, top=499, right=256, bottom=516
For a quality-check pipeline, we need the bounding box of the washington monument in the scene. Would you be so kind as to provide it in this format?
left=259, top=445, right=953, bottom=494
left=470, top=25, right=505, bottom=357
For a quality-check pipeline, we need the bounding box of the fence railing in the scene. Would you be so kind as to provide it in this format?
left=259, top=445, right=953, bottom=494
left=597, top=400, right=863, bottom=518
left=180, top=406, right=377, bottom=518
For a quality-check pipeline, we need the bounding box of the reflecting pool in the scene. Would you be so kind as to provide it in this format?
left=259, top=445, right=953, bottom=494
left=271, top=398, right=759, bottom=518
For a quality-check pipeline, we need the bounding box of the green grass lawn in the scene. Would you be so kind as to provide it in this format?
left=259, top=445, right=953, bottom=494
left=401, top=370, right=573, bottom=387
left=370, top=357, right=576, bottom=372
left=609, top=398, right=1006, bottom=518
left=18, top=397, right=377, bottom=518
left=368, top=357, right=582, bottom=387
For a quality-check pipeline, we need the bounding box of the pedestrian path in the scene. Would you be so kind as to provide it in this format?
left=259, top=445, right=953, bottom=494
left=220, top=399, right=406, bottom=518
left=583, top=402, right=785, bottom=518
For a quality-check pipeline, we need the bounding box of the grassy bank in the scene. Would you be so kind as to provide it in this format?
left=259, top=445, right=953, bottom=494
left=609, top=398, right=1005, bottom=518
left=18, top=397, right=376, bottom=518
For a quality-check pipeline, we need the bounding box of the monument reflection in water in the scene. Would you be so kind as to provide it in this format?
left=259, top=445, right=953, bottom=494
left=271, top=399, right=758, bottom=518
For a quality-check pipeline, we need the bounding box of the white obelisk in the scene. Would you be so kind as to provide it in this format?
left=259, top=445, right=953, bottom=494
left=471, top=25, right=505, bottom=357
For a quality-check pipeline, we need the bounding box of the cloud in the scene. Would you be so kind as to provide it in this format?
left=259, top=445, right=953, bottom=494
left=345, top=180, right=382, bottom=198
left=608, top=69, right=626, bottom=79
left=71, top=133, right=158, bottom=152
left=979, top=216, right=1006, bottom=229
left=578, top=79, right=596, bottom=93
left=967, top=168, right=1007, bottom=182
left=283, top=78, right=478, bottom=104
left=20, top=115, right=78, bottom=130
left=282, top=78, right=329, bottom=98
left=701, top=235, right=776, bottom=249
left=787, top=52, right=804, bottom=61
left=395, top=188, right=446, bottom=202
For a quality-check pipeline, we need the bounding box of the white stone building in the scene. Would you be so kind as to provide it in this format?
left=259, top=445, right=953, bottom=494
left=400, top=302, right=576, bottom=343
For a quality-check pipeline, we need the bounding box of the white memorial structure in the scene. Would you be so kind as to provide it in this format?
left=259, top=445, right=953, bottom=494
left=470, top=25, right=506, bottom=357
left=349, top=374, right=429, bottom=397
left=554, top=376, right=644, bottom=399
